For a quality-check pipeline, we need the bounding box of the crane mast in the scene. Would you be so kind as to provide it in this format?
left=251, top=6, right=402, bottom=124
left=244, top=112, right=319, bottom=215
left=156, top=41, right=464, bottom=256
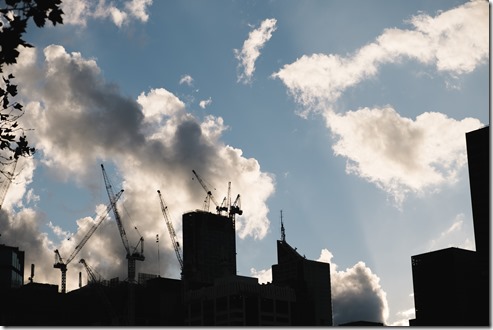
left=101, top=164, right=144, bottom=283
left=157, top=190, right=183, bottom=273
left=53, top=189, right=123, bottom=293
left=229, top=194, right=242, bottom=226
left=101, top=164, right=131, bottom=252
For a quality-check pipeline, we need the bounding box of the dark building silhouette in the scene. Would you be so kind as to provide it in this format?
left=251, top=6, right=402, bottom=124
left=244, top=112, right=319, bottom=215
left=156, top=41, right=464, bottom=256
left=184, top=275, right=296, bottom=325
left=182, top=210, right=333, bottom=326
left=410, top=247, right=484, bottom=326
left=0, top=244, right=24, bottom=289
left=0, top=212, right=333, bottom=326
left=182, top=210, right=237, bottom=288
left=409, top=126, right=490, bottom=326
left=272, top=237, right=333, bottom=325
left=1, top=282, right=68, bottom=325
left=466, top=126, right=489, bottom=263
left=1, top=200, right=333, bottom=325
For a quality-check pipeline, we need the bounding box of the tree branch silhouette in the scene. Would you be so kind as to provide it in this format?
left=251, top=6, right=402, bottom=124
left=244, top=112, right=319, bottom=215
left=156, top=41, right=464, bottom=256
left=0, top=0, right=63, bottom=167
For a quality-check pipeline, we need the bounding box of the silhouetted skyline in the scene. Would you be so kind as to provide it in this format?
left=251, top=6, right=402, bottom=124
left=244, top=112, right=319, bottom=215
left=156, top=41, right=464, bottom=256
left=0, top=0, right=488, bottom=325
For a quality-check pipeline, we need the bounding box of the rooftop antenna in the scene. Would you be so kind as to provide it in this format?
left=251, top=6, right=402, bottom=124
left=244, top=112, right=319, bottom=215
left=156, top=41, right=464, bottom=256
left=280, top=210, right=285, bottom=242
left=28, top=264, right=35, bottom=283
left=156, top=234, right=160, bottom=277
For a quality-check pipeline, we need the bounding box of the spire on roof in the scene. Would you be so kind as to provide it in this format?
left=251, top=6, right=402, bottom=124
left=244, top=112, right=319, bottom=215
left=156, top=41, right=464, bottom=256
left=280, top=210, right=286, bottom=242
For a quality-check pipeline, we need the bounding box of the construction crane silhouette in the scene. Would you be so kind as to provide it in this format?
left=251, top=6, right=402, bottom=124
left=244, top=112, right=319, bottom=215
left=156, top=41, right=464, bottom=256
left=157, top=190, right=183, bottom=274
left=79, top=258, right=105, bottom=284
left=0, top=158, right=17, bottom=210
left=192, top=169, right=227, bottom=213
left=79, top=259, right=118, bottom=325
left=101, top=164, right=144, bottom=283
left=53, top=189, right=124, bottom=293
left=229, top=193, right=242, bottom=226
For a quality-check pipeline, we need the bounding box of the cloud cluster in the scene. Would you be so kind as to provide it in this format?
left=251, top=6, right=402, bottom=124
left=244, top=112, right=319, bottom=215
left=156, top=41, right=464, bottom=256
left=317, top=249, right=389, bottom=325
left=235, top=18, right=277, bottom=84
left=272, top=0, right=487, bottom=203
left=179, top=75, right=194, bottom=87
left=199, top=97, right=212, bottom=109
left=325, top=108, right=482, bottom=204
left=273, top=0, right=487, bottom=112
left=2, top=44, right=275, bottom=291
left=61, top=0, right=153, bottom=27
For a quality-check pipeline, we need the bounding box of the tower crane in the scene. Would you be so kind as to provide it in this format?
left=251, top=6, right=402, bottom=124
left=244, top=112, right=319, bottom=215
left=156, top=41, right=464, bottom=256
left=229, top=193, right=242, bottom=226
left=192, top=169, right=227, bottom=213
left=0, top=158, right=17, bottom=210
left=79, top=258, right=104, bottom=284
left=53, top=189, right=124, bottom=293
left=101, top=164, right=144, bottom=283
left=157, top=190, right=183, bottom=273
left=79, top=259, right=118, bottom=325
left=219, top=181, right=231, bottom=214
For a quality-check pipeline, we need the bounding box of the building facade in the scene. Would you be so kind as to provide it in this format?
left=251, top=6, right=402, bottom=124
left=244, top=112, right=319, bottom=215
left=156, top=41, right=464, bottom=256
left=184, top=275, right=295, bottom=326
left=410, top=126, right=490, bottom=326
left=410, top=247, right=484, bottom=326
left=182, top=211, right=236, bottom=287
left=272, top=238, right=333, bottom=326
left=0, top=244, right=24, bottom=289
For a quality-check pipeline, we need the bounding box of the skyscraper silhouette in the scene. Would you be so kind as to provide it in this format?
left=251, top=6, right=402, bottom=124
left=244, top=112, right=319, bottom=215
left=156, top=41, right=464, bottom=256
left=409, top=126, right=490, bottom=326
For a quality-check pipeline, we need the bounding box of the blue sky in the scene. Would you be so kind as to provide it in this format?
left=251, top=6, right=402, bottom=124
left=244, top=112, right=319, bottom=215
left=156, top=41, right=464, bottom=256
left=0, top=0, right=488, bottom=325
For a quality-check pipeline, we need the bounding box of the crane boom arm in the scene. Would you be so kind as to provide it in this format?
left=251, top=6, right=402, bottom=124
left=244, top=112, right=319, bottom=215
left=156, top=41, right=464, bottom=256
left=65, top=189, right=124, bottom=265
left=101, top=164, right=131, bottom=254
left=157, top=190, right=183, bottom=270
left=192, top=169, right=220, bottom=209
left=54, top=249, right=65, bottom=265
left=79, top=259, right=100, bottom=283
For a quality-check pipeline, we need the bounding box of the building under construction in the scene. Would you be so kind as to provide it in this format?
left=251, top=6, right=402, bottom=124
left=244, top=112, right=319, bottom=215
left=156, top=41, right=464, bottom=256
left=0, top=210, right=333, bottom=326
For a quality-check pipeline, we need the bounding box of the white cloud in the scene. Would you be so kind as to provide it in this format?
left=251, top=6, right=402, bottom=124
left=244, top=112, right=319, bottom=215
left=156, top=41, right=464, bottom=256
left=271, top=1, right=487, bottom=204
left=125, top=0, right=153, bottom=22
left=235, top=18, right=277, bottom=84
left=273, top=0, right=488, bottom=113
left=250, top=267, right=272, bottom=284
left=137, top=88, right=186, bottom=123
left=199, top=97, right=212, bottom=109
left=48, top=221, right=73, bottom=240
left=179, top=75, right=194, bottom=86
left=325, top=107, right=483, bottom=204
left=2, top=44, right=276, bottom=292
left=317, top=249, right=389, bottom=325
left=390, top=307, right=415, bottom=326
left=61, top=0, right=153, bottom=27
left=428, top=213, right=476, bottom=251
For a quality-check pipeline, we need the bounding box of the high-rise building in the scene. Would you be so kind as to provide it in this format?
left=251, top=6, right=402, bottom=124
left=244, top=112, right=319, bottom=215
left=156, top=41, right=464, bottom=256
left=409, top=126, right=490, bottom=326
left=466, top=126, right=489, bottom=261
left=182, top=211, right=236, bottom=287
left=410, top=247, right=484, bottom=326
left=271, top=232, right=333, bottom=325
left=0, top=244, right=24, bottom=289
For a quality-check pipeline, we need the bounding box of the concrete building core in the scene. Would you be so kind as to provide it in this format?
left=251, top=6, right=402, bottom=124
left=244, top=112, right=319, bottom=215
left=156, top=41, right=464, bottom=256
left=182, top=211, right=236, bottom=287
